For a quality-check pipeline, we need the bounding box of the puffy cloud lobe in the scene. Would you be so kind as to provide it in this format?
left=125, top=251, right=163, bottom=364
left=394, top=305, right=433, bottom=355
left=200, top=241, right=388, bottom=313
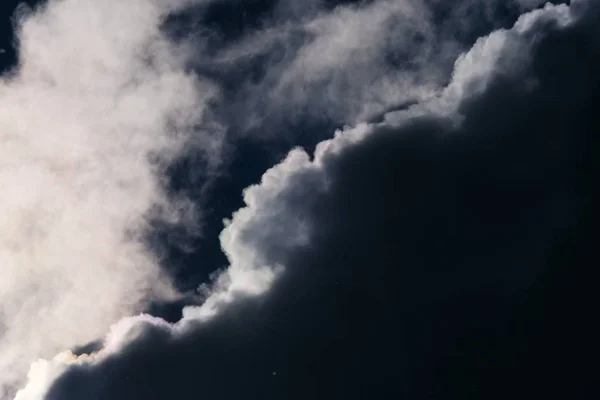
left=0, top=0, right=219, bottom=396
left=17, top=1, right=600, bottom=398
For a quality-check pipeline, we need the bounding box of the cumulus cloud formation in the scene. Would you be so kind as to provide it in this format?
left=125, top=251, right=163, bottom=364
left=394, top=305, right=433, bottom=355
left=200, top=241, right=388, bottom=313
left=11, top=0, right=599, bottom=398
left=0, top=0, right=216, bottom=395
left=2, top=0, right=598, bottom=399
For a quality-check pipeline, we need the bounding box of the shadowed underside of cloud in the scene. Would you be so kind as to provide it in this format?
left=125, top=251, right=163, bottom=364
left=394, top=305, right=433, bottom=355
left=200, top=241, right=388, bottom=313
left=0, top=1, right=550, bottom=394
left=14, top=1, right=599, bottom=399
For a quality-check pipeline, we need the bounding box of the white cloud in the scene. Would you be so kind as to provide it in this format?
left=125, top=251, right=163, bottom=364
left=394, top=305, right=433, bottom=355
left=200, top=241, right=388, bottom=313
left=9, top=0, right=586, bottom=399
left=0, top=0, right=217, bottom=396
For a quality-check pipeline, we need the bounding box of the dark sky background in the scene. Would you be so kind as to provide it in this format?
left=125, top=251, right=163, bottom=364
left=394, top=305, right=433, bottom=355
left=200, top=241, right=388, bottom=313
left=1, top=0, right=598, bottom=399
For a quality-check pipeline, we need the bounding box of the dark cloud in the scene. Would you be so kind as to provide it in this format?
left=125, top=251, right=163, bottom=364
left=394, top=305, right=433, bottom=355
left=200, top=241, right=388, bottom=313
left=154, top=0, right=563, bottom=294
left=37, top=2, right=600, bottom=399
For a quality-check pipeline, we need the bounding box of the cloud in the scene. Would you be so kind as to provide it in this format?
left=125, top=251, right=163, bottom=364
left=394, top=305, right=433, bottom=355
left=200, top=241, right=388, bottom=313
left=153, top=0, right=563, bottom=240
left=13, top=0, right=600, bottom=398
left=271, top=0, right=440, bottom=123
left=0, top=0, right=218, bottom=395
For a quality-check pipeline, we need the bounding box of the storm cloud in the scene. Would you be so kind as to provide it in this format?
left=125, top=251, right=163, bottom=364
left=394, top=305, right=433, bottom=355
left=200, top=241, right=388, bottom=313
left=10, top=1, right=599, bottom=399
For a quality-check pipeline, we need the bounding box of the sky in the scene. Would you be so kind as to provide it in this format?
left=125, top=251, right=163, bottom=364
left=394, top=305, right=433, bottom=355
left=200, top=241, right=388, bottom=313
left=0, top=0, right=597, bottom=399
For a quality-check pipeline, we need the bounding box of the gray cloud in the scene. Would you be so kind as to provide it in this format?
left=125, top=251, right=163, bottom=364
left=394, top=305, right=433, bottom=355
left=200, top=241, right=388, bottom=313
left=183, top=0, right=557, bottom=141
left=13, top=1, right=596, bottom=398
left=2, top=0, right=594, bottom=398
left=189, top=0, right=446, bottom=134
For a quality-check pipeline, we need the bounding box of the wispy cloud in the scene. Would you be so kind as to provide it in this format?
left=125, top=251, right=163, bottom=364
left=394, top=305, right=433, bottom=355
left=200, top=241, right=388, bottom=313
left=3, top=0, right=595, bottom=398
left=0, top=0, right=217, bottom=395
left=13, top=1, right=596, bottom=398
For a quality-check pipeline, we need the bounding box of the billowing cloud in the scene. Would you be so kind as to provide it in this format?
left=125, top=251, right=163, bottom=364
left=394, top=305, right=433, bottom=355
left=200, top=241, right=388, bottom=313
left=0, top=0, right=219, bottom=396
left=11, top=0, right=599, bottom=398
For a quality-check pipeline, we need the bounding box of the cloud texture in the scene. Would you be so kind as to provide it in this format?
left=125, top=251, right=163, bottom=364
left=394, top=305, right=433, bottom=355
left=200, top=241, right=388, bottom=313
left=0, top=0, right=215, bottom=395
left=2, top=0, right=599, bottom=399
